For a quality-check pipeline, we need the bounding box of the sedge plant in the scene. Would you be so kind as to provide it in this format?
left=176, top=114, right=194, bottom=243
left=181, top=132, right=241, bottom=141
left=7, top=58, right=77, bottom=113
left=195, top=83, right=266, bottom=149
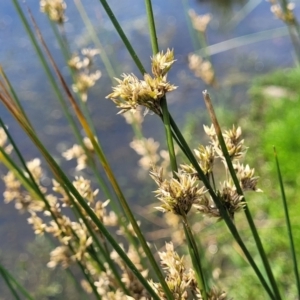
left=0, top=0, right=299, bottom=299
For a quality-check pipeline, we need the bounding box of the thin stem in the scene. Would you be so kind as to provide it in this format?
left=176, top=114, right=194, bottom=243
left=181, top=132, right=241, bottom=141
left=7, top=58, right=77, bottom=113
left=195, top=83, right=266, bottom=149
left=49, top=20, right=122, bottom=211
left=144, top=0, right=159, bottom=54
left=22, top=9, right=164, bottom=297
left=0, top=264, right=22, bottom=300
left=0, top=100, right=160, bottom=299
left=11, top=0, right=83, bottom=142
left=161, top=97, right=178, bottom=175
left=36, top=3, right=169, bottom=297
left=73, top=0, right=116, bottom=80
left=169, top=114, right=276, bottom=299
left=274, top=0, right=300, bottom=63
left=13, top=0, right=116, bottom=209
left=181, top=0, right=199, bottom=51
left=144, top=0, right=178, bottom=177
left=97, top=0, right=146, bottom=74
left=0, top=273, right=20, bottom=300
left=0, top=121, right=105, bottom=299
left=202, top=90, right=281, bottom=300
left=73, top=248, right=102, bottom=300
left=0, top=68, right=32, bottom=127
left=274, top=147, right=300, bottom=297
left=182, top=215, right=208, bottom=300
left=44, top=11, right=142, bottom=258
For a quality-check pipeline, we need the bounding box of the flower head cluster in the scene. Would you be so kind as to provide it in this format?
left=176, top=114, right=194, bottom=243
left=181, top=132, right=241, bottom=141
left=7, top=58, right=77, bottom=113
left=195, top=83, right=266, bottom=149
left=181, top=145, right=214, bottom=177
left=106, top=49, right=177, bottom=115
left=218, top=181, right=245, bottom=220
left=68, top=48, right=100, bottom=71
left=151, top=48, right=176, bottom=77
left=188, top=53, right=216, bottom=86
left=234, top=163, right=262, bottom=192
left=2, top=158, right=119, bottom=287
left=0, top=127, right=13, bottom=154
left=179, top=124, right=260, bottom=220
left=149, top=243, right=228, bottom=299
left=204, top=124, right=246, bottom=162
left=130, top=137, right=160, bottom=171
left=188, top=9, right=212, bottom=33
left=40, top=0, right=66, bottom=24
left=123, top=110, right=144, bottom=127
left=72, top=72, right=101, bottom=99
left=269, top=0, right=296, bottom=24
left=3, top=159, right=46, bottom=212
left=150, top=167, right=207, bottom=216
left=96, top=245, right=149, bottom=299
left=69, top=48, right=101, bottom=102
left=62, top=136, right=96, bottom=170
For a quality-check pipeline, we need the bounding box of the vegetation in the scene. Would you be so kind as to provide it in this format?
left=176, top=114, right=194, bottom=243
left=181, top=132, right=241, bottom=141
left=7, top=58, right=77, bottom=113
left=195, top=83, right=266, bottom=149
left=0, top=0, right=300, bottom=299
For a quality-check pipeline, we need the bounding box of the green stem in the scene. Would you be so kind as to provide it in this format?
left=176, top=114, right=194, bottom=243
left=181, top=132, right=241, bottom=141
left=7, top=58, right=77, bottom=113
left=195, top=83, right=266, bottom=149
left=27, top=10, right=163, bottom=294
left=182, top=215, right=208, bottom=300
left=97, top=0, right=146, bottom=74
left=144, top=0, right=159, bottom=54
left=49, top=20, right=123, bottom=213
left=0, top=68, right=32, bottom=128
left=49, top=17, right=142, bottom=258
left=287, top=25, right=300, bottom=64
left=73, top=248, right=102, bottom=299
left=86, top=132, right=168, bottom=299
left=181, top=0, right=199, bottom=51
left=275, top=0, right=300, bottom=63
left=1, top=115, right=130, bottom=295
left=2, top=104, right=160, bottom=299
left=144, top=0, right=178, bottom=178
left=0, top=266, right=20, bottom=300
left=274, top=147, right=300, bottom=297
left=168, top=114, right=276, bottom=300
left=202, top=91, right=281, bottom=300
left=161, top=97, right=178, bottom=175
left=13, top=1, right=116, bottom=211
left=11, top=0, right=83, bottom=145
left=0, top=121, right=105, bottom=299
left=0, top=263, right=33, bottom=300
left=73, top=0, right=116, bottom=80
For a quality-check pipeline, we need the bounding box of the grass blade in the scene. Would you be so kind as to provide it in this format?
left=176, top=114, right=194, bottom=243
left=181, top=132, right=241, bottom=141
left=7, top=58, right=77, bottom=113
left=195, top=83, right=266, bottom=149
left=273, top=147, right=300, bottom=297
left=202, top=90, right=281, bottom=299
left=98, top=0, right=146, bottom=74
left=168, top=113, right=276, bottom=299
left=0, top=263, right=33, bottom=300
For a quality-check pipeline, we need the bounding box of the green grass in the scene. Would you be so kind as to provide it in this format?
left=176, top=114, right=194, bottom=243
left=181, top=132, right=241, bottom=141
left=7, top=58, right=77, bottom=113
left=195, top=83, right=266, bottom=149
left=249, top=68, right=300, bottom=186
left=235, top=67, right=300, bottom=298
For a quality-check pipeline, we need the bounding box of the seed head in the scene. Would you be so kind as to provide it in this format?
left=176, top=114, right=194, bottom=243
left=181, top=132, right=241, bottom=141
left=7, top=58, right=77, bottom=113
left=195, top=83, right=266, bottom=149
left=151, top=48, right=176, bottom=77
left=188, top=10, right=212, bottom=33
left=40, top=0, right=66, bottom=24
left=188, top=53, right=215, bottom=86
left=72, top=71, right=101, bottom=102
left=235, top=163, right=261, bottom=192
left=204, top=124, right=246, bottom=161
left=107, top=73, right=176, bottom=115
left=150, top=168, right=207, bottom=216
left=270, top=2, right=296, bottom=24
left=130, top=137, right=160, bottom=170
left=194, top=145, right=215, bottom=175
left=218, top=181, right=245, bottom=220
left=107, top=50, right=176, bottom=115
